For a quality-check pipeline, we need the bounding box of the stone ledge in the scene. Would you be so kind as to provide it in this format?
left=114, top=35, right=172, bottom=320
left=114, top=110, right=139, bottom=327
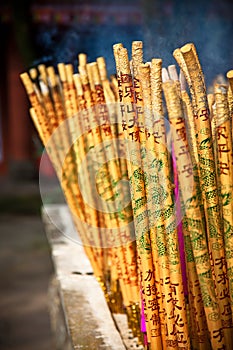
left=42, top=204, right=126, bottom=350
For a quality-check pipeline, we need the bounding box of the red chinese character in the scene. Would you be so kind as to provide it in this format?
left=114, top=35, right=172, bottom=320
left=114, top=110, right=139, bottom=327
left=134, top=90, right=142, bottom=103
left=217, top=271, right=228, bottom=285
left=219, top=162, right=230, bottom=175
left=128, top=117, right=136, bottom=128
left=145, top=128, right=151, bottom=139
left=144, top=269, right=154, bottom=282
left=217, top=126, right=227, bottom=140
left=178, top=145, right=189, bottom=156
left=215, top=256, right=226, bottom=269
left=218, top=144, right=230, bottom=158
left=181, top=163, right=193, bottom=177
left=121, top=74, right=131, bottom=84
left=213, top=328, right=224, bottom=343
left=124, top=85, right=134, bottom=99
left=222, top=303, right=231, bottom=317
left=145, top=283, right=157, bottom=296
left=176, top=126, right=187, bottom=141
left=150, top=313, right=160, bottom=326
left=119, top=89, right=123, bottom=102
left=133, top=77, right=140, bottom=89
left=199, top=109, right=209, bottom=122
left=102, top=125, right=111, bottom=136
left=153, top=131, right=161, bottom=144
left=175, top=118, right=184, bottom=125
left=219, top=288, right=229, bottom=300
left=148, top=298, right=158, bottom=311
left=170, top=282, right=179, bottom=295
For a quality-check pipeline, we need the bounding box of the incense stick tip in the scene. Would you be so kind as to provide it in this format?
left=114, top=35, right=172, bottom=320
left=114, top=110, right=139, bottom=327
left=29, top=68, right=38, bottom=80
left=162, top=67, right=170, bottom=82
left=39, top=80, right=49, bottom=95
left=180, top=43, right=193, bottom=54
left=57, top=63, right=67, bottom=82
left=20, top=72, right=34, bottom=94
left=168, top=65, right=179, bottom=81
left=132, top=40, right=143, bottom=49
left=78, top=53, right=87, bottom=67
left=226, top=70, right=233, bottom=80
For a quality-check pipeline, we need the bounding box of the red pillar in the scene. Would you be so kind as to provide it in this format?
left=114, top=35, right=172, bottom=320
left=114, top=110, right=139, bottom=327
left=6, top=34, right=34, bottom=177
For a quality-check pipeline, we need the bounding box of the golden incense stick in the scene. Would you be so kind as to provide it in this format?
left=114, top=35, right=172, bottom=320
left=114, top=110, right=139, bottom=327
left=214, top=84, right=233, bottom=319
left=163, top=79, right=211, bottom=350
left=176, top=42, right=233, bottom=349
left=114, top=43, right=163, bottom=350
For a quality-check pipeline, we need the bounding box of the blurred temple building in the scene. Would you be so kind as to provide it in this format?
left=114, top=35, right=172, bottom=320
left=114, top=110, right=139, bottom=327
left=0, top=0, right=142, bottom=179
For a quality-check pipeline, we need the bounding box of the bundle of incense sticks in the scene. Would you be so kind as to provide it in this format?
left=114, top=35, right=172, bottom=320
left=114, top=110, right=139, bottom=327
left=114, top=42, right=190, bottom=350
left=21, top=57, right=141, bottom=337
left=21, top=41, right=233, bottom=350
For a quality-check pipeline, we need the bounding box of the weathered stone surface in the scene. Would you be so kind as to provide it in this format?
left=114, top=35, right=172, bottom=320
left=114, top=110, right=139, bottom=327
left=42, top=204, right=126, bottom=350
left=48, top=276, right=73, bottom=350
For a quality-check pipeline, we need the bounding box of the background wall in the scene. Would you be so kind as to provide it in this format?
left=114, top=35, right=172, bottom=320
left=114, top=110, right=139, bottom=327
left=0, top=0, right=232, bottom=178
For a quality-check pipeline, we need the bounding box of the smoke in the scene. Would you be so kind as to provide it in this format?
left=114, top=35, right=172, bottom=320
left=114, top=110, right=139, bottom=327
left=32, top=0, right=232, bottom=85
left=142, top=0, right=233, bottom=86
